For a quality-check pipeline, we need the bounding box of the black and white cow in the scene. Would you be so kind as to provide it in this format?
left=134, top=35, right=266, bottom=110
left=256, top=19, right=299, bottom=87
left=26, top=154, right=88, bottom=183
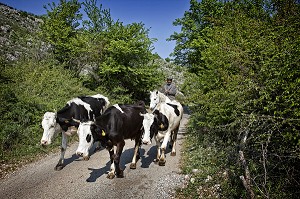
left=141, top=90, right=183, bottom=166
left=41, top=94, right=110, bottom=170
left=75, top=102, right=147, bottom=179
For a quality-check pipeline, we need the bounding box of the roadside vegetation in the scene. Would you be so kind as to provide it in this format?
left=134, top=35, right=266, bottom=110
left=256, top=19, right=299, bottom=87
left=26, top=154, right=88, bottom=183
left=171, top=0, right=300, bottom=198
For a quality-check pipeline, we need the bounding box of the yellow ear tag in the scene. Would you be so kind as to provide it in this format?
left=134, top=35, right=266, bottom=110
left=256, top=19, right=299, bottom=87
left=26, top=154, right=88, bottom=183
left=160, top=124, right=164, bottom=129
left=102, top=130, right=106, bottom=136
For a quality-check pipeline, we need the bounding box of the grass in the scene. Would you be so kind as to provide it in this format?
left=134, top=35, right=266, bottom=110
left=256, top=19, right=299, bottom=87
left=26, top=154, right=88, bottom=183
left=176, top=129, right=244, bottom=198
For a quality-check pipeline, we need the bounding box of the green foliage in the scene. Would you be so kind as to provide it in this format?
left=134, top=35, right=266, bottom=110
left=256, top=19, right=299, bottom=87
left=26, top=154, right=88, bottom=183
left=39, top=0, right=161, bottom=103
left=87, top=21, right=161, bottom=102
left=172, top=0, right=300, bottom=198
left=0, top=55, right=99, bottom=163
left=40, top=0, right=82, bottom=66
left=177, top=127, right=243, bottom=198
left=82, top=0, right=113, bottom=32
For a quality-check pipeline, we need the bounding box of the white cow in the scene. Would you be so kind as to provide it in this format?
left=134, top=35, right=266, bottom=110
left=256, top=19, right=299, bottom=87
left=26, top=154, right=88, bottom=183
left=141, top=90, right=183, bottom=166
left=41, top=94, right=110, bottom=170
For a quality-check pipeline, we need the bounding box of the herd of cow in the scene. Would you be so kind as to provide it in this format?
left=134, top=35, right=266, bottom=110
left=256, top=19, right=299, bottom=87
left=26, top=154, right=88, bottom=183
left=40, top=91, right=183, bottom=179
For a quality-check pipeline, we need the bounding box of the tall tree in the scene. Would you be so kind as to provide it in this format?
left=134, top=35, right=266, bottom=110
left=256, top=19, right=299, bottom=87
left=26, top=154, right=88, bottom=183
left=94, top=22, right=160, bottom=101
left=171, top=0, right=300, bottom=197
left=40, top=0, right=82, bottom=67
left=82, top=0, right=113, bottom=33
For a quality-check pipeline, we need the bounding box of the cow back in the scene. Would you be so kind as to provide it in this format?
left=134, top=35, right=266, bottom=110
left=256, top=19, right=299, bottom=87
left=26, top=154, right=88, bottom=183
left=94, top=104, right=147, bottom=143
left=56, top=95, right=109, bottom=130
left=154, top=101, right=183, bottom=131
left=78, top=96, right=109, bottom=117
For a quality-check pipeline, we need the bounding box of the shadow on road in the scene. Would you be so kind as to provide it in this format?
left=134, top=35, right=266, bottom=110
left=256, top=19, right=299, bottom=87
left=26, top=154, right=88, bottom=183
left=84, top=123, right=187, bottom=182
left=86, top=147, right=151, bottom=182
left=140, top=145, right=156, bottom=168
left=86, top=162, right=110, bottom=182
left=63, top=154, right=80, bottom=167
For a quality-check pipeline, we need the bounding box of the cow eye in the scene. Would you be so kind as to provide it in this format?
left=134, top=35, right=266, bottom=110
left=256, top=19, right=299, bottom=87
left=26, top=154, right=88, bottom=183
left=86, top=134, right=91, bottom=143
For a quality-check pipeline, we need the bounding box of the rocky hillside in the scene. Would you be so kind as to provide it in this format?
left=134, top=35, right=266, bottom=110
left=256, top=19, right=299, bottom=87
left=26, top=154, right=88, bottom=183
left=0, top=3, right=43, bottom=61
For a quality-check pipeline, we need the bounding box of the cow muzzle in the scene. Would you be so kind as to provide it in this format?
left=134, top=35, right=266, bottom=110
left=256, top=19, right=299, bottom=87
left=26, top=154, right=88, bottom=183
left=142, top=139, right=152, bottom=145
left=41, top=140, right=49, bottom=146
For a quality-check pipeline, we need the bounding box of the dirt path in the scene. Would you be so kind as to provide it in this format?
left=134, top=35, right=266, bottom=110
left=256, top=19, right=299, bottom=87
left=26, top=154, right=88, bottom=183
left=0, top=114, right=189, bottom=199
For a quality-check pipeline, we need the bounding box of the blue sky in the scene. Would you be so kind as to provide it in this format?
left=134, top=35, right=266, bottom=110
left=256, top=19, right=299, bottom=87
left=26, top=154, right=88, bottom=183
left=1, top=0, right=190, bottom=59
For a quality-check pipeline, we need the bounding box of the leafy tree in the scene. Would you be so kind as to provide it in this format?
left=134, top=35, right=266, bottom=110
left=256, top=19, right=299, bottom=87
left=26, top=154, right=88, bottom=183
left=40, top=0, right=82, bottom=68
left=82, top=0, right=113, bottom=32
left=171, top=0, right=300, bottom=198
left=92, top=22, right=160, bottom=102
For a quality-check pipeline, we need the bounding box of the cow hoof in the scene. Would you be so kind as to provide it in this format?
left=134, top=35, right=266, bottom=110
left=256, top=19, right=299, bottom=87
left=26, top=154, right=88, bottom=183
left=130, top=163, right=136, bottom=169
left=116, top=170, right=124, bottom=178
left=171, top=152, right=176, bottom=156
left=83, top=156, right=90, bottom=161
left=94, top=146, right=101, bottom=153
left=107, top=173, right=115, bottom=179
left=54, top=164, right=64, bottom=171
left=158, top=160, right=166, bottom=166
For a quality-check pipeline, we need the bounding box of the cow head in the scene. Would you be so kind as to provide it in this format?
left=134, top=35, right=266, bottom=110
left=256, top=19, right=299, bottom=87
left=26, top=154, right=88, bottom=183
left=41, top=112, right=61, bottom=145
left=149, top=90, right=160, bottom=110
left=140, top=113, right=158, bottom=145
left=76, top=121, right=95, bottom=160
left=76, top=120, right=108, bottom=158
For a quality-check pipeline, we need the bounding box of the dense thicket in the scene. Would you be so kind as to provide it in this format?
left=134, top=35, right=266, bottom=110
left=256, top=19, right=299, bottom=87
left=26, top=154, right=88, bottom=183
left=0, top=0, right=164, bottom=172
left=170, top=0, right=300, bottom=198
left=41, top=0, right=163, bottom=102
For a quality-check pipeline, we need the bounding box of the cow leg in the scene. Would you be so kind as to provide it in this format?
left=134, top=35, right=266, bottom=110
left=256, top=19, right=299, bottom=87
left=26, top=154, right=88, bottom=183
left=159, top=131, right=171, bottom=166
left=94, top=141, right=102, bottom=152
left=154, top=135, right=161, bottom=163
left=55, top=131, right=68, bottom=171
left=107, top=142, right=116, bottom=179
left=170, top=126, right=179, bottom=156
left=130, top=138, right=141, bottom=169
left=169, top=132, right=173, bottom=149
left=115, top=141, right=125, bottom=178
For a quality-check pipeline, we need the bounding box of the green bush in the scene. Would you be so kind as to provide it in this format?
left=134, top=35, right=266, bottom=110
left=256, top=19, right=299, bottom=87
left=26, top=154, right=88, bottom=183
left=171, top=0, right=300, bottom=198
left=0, top=57, right=103, bottom=163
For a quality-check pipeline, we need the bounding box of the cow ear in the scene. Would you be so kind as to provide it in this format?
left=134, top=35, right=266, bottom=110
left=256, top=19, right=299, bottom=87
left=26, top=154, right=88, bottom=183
left=56, top=117, right=65, bottom=124
left=154, top=115, right=159, bottom=123
left=94, top=125, right=102, bottom=135
left=153, top=110, right=159, bottom=116
left=90, top=124, right=96, bottom=133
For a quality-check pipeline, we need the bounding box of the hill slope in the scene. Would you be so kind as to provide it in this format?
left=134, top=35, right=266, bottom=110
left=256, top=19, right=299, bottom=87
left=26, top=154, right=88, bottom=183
left=0, top=3, right=43, bottom=61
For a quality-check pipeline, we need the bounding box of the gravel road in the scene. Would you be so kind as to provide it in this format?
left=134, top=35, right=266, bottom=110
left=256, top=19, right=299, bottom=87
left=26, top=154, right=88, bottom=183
left=0, top=113, right=189, bottom=199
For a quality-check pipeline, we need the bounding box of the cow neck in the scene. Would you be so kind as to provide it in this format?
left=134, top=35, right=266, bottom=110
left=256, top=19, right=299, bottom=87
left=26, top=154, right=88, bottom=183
left=57, top=105, right=72, bottom=119
left=152, top=102, right=161, bottom=113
